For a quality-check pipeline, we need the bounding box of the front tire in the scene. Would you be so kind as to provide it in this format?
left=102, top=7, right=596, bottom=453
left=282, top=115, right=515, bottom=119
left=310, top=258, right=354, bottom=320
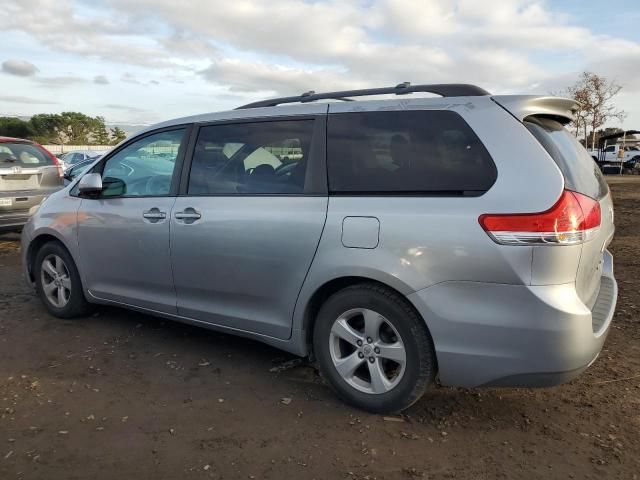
left=313, top=283, right=436, bottom=413
left=34, top=241, right=92, bottom=318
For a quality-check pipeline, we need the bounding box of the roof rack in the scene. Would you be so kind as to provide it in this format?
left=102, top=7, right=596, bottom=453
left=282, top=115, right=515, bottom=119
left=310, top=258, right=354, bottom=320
left=236, top=82, right=490, bottom=109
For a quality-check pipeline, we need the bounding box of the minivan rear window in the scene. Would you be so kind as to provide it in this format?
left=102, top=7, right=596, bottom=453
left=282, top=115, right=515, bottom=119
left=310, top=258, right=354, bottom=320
left=524, top=117, right=608, bottom=200
left=0, top=143, right=53, bottom=167
left=327, top=110, right=497, bottom=195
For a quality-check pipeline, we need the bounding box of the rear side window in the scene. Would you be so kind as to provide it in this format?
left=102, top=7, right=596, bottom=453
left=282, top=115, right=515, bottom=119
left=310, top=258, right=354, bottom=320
left=188, top=120, right=314, bottom=195
left=0, top=143, right=53, bottom=167
left=524, top=117, right=608, bottom=199
left=327, top=110, right=497, bottom=195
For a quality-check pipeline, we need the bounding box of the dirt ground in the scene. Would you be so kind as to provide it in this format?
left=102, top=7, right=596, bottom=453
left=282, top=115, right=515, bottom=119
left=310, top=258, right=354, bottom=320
left=1, top=178, right=639, bottom=480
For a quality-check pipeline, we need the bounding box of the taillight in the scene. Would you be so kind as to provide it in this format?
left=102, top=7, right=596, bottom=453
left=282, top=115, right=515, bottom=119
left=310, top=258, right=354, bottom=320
left=38, top=146, right=63, bottom=179
left=479, top=190, right=601, bottom=245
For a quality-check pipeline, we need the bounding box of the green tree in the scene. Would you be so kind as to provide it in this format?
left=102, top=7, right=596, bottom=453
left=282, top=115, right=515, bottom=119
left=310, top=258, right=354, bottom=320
left=58, top=112, right=101, bottom=144
left=110, top=126, right=127, bottom=145
left=0, top=117, right=34, bottom=138
left=92, top=116, right=111, bottom=145
left=28, top=113, right=63, bottom=143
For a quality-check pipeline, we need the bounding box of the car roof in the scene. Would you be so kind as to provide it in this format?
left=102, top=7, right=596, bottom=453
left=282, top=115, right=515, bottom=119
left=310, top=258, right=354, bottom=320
left=0, top=136, right=33, bottom=144
left=136, top=82, right=578, bottom=134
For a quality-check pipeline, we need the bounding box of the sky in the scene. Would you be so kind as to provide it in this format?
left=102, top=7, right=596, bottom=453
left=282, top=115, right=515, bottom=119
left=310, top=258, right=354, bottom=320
left=1, top=0, right=640, bottom=128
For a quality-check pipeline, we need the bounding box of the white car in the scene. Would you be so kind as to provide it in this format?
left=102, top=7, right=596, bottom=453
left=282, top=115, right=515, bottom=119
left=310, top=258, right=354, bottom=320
left=59, top=150, right=108, bottom=171
left=588, top=144, right=640, bottom=163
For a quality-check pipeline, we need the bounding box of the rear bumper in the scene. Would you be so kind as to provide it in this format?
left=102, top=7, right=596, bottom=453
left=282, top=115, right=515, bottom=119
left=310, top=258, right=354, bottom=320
left=407, top=250, right=617, bottom=388
left=0, top=191, right=51, bottom=231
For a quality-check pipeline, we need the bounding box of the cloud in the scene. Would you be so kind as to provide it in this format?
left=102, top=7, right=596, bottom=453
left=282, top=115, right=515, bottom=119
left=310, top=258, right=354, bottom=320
left=121, top=72, right=141, bottom=84
left=0, top=95, right=57, bottom=105
left=200, top=59, right=364, bottom=95
left=6, top=0, right=639, bottom=97
left=32, top=76, right=86, bottom=88
left=2, top=0, right=639, bottom=125
left=4, top=0, right=174, bottom=68
left=2, top=59, right=38, bottom=76
left=94, top=75, right=109, bottom=85
left=104, top=104, right=148, bottom=113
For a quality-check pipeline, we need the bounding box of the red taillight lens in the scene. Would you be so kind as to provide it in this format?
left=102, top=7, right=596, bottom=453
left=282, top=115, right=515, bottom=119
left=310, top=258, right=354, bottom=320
left=479, top=190, right=601, bottom=245
left=38, top=145, right=63, bottom=179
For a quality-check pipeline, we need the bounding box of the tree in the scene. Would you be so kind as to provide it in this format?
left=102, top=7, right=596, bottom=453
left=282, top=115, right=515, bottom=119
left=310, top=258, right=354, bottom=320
left=92, top=116, right=111, bottom=145
left=0, top=117, right=34, bottom=138
left=29, top=113, right=64, bottom=144
left=110, top=126, right=127, bottom=145
left=567, top=85, right=590, bottom=140
left=566, top=72, right=626, bottom=149
left=57, top=112, right=101, bottom=144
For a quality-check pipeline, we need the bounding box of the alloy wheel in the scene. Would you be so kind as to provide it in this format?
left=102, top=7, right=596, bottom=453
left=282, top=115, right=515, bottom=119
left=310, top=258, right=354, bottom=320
left=40, top=254, right=72, bottom=308
left=329, top=308, right=407, bottom=394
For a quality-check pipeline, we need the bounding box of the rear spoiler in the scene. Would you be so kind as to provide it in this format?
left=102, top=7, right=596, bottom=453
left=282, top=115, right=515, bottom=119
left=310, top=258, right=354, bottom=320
left=491, top=95, right=579, bottom=125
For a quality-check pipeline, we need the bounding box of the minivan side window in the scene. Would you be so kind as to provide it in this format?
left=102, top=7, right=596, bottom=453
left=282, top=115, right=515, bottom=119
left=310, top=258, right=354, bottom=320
left=187, top=120, right=314, bottom=195
left=327, top=110, right=497, bottom=195
left=99, top=128, right=186, bottom=198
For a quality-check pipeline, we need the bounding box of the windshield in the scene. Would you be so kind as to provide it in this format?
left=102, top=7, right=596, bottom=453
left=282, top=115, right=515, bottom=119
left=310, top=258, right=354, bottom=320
left=0, top=143, right=54, bottom=167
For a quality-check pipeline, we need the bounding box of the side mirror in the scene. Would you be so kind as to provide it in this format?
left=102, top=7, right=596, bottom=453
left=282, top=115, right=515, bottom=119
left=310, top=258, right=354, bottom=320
left=78, top=173, right=103, bottom=194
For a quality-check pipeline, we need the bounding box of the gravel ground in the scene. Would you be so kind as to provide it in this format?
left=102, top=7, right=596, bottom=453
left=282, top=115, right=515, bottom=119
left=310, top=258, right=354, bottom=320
left=1, top=177, right=639, bottom=480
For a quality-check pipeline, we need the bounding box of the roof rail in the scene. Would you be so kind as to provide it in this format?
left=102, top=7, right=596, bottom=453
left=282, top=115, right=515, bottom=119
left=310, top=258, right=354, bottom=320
left=236, top=82, right=490, bottom=109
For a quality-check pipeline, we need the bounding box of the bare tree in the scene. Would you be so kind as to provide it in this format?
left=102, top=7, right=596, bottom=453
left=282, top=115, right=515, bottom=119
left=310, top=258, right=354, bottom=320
left=567, top=83, right=590, bottom=140
left=566, top=72, right=626, bottom=149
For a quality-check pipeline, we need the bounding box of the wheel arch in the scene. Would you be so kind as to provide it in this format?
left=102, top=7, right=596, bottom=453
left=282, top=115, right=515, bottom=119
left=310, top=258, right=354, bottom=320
left=26, top=232, right=76, bottom=283
left=300, top=275, right=435, bottom=363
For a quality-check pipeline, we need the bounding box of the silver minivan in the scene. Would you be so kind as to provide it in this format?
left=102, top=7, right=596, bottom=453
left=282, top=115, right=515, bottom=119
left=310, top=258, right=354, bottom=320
left=21, top=84, right=617, bottom=413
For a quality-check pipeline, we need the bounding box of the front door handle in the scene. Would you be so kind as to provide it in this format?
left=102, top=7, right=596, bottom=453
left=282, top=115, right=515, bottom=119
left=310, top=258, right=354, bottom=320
left=142, top=208, right=167, bottom=223
left=174, top=207, right=201, bottom=224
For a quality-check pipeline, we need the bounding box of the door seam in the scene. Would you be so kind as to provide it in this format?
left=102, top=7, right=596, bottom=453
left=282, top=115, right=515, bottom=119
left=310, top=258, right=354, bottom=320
left=166, top=196, right=179, bottom=310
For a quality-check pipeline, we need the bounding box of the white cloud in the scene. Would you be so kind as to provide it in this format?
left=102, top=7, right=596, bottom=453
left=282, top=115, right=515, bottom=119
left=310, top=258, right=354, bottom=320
left=33, top=76, right=86, bottom=87
left=0, top=95, right=57, bottom=105
left=1, top=0, right=639, bottom=126
left=2, top=59, right=39, bottom=76
left=121, top=72, right=141, bottom=84
left=94, top=75, right=110, bottom=85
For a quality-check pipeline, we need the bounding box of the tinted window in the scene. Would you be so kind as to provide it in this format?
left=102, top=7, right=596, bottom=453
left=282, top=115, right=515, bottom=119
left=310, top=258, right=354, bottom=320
left=327, top=110, right=496, bottom=195
left=188, top=120, right=313, bottom=195
left=525, top=117, right=608, bottom=199
left=100, top=128, right=185, bottom=197
left=0, top=143, right=53, bottom=166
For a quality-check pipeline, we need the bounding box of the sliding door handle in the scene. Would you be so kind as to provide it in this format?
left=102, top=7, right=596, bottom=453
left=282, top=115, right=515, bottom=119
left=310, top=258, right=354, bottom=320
left=142, top=208, right=167, bottom=222
left=174, top=208, right=201, bottom=223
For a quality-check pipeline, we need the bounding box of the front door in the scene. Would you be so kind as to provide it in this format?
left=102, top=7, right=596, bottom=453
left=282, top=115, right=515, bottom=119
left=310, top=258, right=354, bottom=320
left=77, top=127, right=189, bottom=313
left=170, top=117, right=328, bottom=339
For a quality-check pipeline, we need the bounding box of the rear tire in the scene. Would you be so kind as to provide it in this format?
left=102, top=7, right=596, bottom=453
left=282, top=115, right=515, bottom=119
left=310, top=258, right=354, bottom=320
left=34, top=241, right=92, bottom=318
left=313, top=283, right=436, bottom=413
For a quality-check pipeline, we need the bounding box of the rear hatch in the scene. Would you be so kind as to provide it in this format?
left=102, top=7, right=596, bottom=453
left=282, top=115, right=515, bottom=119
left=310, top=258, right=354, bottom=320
left=524, top=116, right=614, bottom=307
left=0, top=142, right=61, bottom=194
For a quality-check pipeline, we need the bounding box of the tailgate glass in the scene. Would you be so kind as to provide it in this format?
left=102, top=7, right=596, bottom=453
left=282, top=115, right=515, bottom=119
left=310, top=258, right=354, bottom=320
left=0, top=142, right=52, bottom=191
left=524, top=117, right=608, bottom=200
left=0, top=143, right=53, bottom=167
